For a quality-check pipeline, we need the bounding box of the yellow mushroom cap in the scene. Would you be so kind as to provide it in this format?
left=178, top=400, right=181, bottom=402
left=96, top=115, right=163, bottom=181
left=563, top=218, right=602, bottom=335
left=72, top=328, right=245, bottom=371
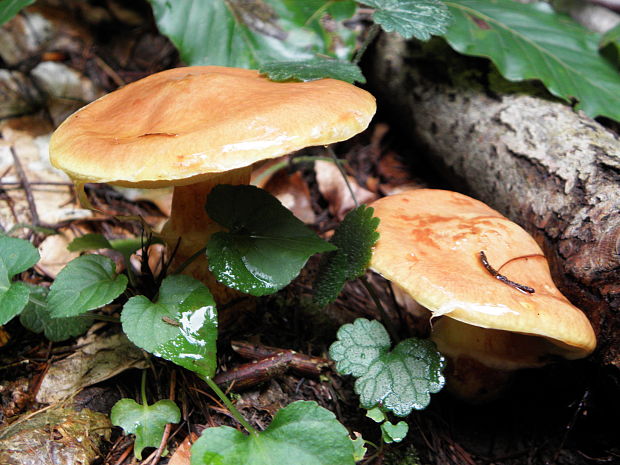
left=369, top=189, right=596, bottom=362
left=49, top=66, right=376, bottom=188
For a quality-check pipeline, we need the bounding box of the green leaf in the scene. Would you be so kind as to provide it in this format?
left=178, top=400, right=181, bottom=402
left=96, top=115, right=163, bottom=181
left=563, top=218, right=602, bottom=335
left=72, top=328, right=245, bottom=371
left=68, top=233, right=160, bottom=271
left=190, top=401, right=355, bottom=465
left=47, top=255, right=128, bottom=318
left=362, top=0, right=452, bottom=40
left=600, top=23, right=620, bottom=69
left=67, top=233, right=113, bottom=252
left=260, top=59, right=365, bottom=83
left=0, top=235, right=40, bottom=325
left=121, top=275, right=218, bottom=379
left=330, top=319, right=445, bottom=416
left=381, top=420, right=409, bottom=443
left=149, top=0, right=358, bottom=68
left=111, top=398, right=181, bottom=459
left=207, top=185, right=335, bottom=296
left=443, top=0, right=620, bottom=121
left=365, top=406, right=385, bottom=423
left=352, top=434, right=367, bottom=462
left=19, top=286, right=92, bottom=342
left=313, top=205, right=379, bottom=306
left=0, top=0, right=34, bottom=27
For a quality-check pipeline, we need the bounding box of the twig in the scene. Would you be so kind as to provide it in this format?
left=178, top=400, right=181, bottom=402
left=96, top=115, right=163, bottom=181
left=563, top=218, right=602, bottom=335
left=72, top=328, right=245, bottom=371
left=112, top=442, right=133, bottom=465
left=231, top=340, right=331, bottom=376
left=326, top=146, right=358, bottom=208
left=10, top=146, right=39, bottom=228
left=213, top=352, right=293, bottom=390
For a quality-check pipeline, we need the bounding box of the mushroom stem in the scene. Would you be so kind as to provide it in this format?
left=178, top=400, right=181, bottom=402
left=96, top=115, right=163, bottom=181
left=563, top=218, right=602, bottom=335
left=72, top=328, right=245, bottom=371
left=160, top=166, right=252, bottom=302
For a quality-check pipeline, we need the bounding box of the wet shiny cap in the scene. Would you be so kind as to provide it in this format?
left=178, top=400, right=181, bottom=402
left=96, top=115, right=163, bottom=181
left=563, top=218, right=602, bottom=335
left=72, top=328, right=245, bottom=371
left=369, top=189, right=596, bottom=360
left=49, top=66, right=376, bottom=188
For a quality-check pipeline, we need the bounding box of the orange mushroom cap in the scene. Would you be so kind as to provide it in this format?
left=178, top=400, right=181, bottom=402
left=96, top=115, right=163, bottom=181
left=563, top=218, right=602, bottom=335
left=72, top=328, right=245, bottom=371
left=368, top=189, right=596, bottom=363
left=49, top=66, right=376, bottom=188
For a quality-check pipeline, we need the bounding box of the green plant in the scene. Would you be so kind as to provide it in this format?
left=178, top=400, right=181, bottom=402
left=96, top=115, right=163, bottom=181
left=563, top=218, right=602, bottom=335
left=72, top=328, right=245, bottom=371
left=149, top=0, right=620, bottom=120
left=1, top=177, right=444, bottom=462
left=0, top=0, right=34, bottom=26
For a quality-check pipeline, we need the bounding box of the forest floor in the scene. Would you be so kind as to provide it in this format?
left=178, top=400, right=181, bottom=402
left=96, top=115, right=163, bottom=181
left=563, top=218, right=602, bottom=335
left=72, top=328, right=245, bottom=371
left=0, top=1, right=618, bottom=464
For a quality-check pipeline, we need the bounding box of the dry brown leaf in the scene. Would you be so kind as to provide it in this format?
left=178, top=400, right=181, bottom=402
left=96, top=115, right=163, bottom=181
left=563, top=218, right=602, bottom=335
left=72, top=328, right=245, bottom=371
left=314, top=159, right=377, bottom=219
left=36, top=228, right=82, bottom=278
left=168, top=433, right=198, bottom=465
left=36, top=333, right=149, bottom=404
left=0, top=116, right=92, bottom=230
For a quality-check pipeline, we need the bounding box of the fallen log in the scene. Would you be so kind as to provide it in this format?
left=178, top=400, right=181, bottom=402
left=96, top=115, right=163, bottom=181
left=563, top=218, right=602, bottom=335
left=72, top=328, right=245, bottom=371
left=367, top=35, right=620, bottom=367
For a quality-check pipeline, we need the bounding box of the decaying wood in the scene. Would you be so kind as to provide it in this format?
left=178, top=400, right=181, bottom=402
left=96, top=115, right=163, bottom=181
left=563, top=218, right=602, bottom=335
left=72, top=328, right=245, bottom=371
left=367, top=35, right=620, bottom=366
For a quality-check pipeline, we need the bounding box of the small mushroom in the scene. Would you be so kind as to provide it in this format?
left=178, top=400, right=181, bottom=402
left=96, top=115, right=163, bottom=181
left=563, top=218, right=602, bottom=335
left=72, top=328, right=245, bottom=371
left=49, top=66, right=376, bottom=301
left=368, top=189, right=596, bottom=399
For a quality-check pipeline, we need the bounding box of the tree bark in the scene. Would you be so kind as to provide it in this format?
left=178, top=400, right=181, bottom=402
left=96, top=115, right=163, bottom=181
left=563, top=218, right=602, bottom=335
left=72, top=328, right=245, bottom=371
left=367, top=35, right=620, bottom=367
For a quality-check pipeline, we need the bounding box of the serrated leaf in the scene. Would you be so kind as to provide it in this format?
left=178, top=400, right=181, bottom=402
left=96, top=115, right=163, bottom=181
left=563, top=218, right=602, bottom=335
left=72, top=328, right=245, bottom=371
left=381, top=420, right=409, bottom=443
left=190, top=401, right=355, bottom=465
left=121, top=275, right=218, bottom=379
left=19, top=286, right=92, bottom=342
left=443, top=0, right=620, bottom=121
left=330, top=318, right=445, bottom=416
left=149, top=0, right=358, bottom=69
left=0, top=0, right=34, bottom=27
left=362, top=0, right=452, bottom=40
left=207, top=185, right=335, bottom=296
left=0, top=235, right=40, bottom=325
left=314, top=205, right=379, bottom=306
left=111, top=398, right=181, bottom=459
left=260, top=59, right=365, bottom=83
left=47, top=255, right=128, bottom=318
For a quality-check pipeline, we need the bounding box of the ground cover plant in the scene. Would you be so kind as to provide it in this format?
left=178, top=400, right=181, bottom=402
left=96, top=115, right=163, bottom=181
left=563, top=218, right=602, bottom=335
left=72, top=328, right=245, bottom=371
left=0, top=1, right=618, bottom=464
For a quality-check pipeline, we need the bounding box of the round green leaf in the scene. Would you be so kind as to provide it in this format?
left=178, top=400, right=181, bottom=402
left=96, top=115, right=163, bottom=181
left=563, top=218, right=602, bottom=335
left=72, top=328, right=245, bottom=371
left=381, top=420, right=409, bottom=443
left=111, top=398, right=181, bottom=459
left=356, top=338, right=445, bottom=416
left=19, top=285, right=92, bottom=342
left=47, top=255, right=128, bottom=318
left=329, top=319, right=391, bottom=378
left=330, top=318, right=445, bottom=416
left=0, top=236, right=40, bottom=325
left=121, top=275, right=218, bottom=379
left=0, top=280, right=31, bottom=326
left=0, top=235, right=40, bottom=277
left=191, top=401, right=355, bottom=465
left=206, top=185, right=335, bottom=296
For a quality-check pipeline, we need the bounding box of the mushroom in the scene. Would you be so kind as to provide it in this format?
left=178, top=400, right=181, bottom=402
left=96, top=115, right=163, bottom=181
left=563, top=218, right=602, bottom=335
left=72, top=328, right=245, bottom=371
left=368, top=188, right=596, bottom=399
left=49, top=66, right=376, bottom=301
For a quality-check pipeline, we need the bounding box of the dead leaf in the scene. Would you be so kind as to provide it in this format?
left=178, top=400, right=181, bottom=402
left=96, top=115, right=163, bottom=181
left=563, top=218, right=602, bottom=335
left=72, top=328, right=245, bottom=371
left=315, top=159, right=377, bottom=219
left=0, top=117, right=92, bottom=230
left=168, top=433, right=198, bottom=465
left=36, top=228, right=82, bottom=278
left=264, top=171, right=316, bottom=224
left=36, top=333, right=149, bottom=404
